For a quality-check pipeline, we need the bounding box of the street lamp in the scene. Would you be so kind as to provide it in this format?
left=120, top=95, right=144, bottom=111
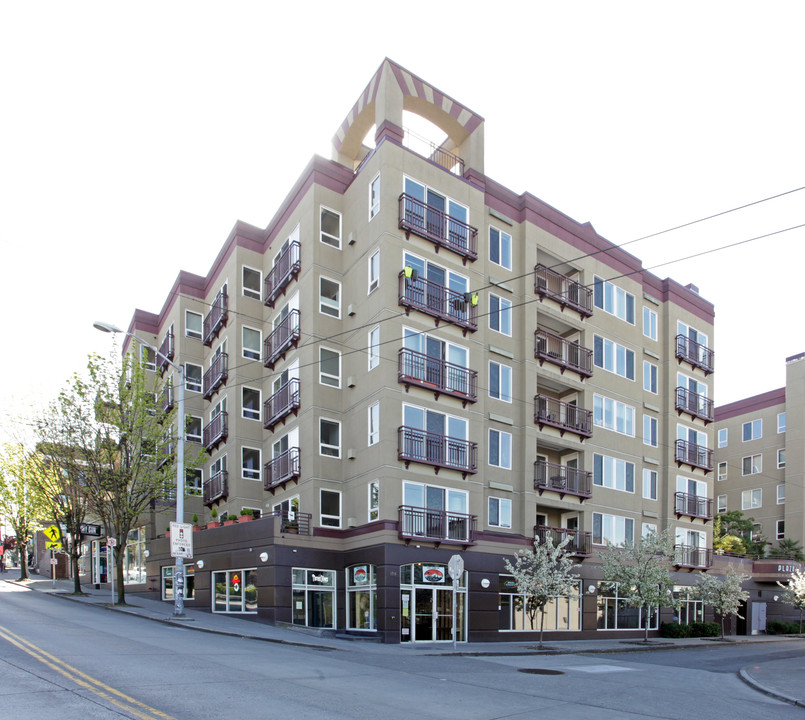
left=94, top=321, right=187, bottom=617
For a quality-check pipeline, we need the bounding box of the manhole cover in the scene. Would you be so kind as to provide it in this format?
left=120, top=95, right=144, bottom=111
left=518, top=668, right=564, bottom=675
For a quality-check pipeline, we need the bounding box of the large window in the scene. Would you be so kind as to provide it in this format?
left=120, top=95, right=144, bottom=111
left=320, top=419, right=341, bottom=458
left=489, top=361, right=512, bottom=402
left=593, top=513, right=634, bottom=546
left=186, top=468, right=202, bottom=496
left=673, top=586, right=703, bottom=625
left=402, top=328, right=470, bottom=395
left=320, top=206, right=341, bottom=248
left=242, top=265, right=261, bottom=301
left=489, top=226, right=512, bottom=270
left=594, top=335, right=635, bottom=380
left=742, top=419, right=762, bottom=441
left=598, top=583, right=657, bottom=630
left=185, top=310, right=202, bottom=340
left=402, top=481, right=468, bottom=540
left=593, top=277, right=635, bottom=324
left=593, top=395, right=635, bottom=436
left=293, top=568, right=335, bottom=628
left=242, top=326, right=261, bottom=360
left=643, top=307, right=658, bottom=341
left=489, top=295, right=512, bottom=336
left=593, top=454, right=635, bottom=493
left=213, top=568, right=257, bottom=614
left=162, top=564, right=195, bottom=601
left=741, top=488, right=762, bottom=510
left=319, top=277, right=341, bottom=318
left=347, top=565, right=377, bottom=630
left=185, top=363, right=202, bottom=393
left=488, top=429, right=512, bottom=469
left=186, top=415, right=202, bottom=443
left=242, top=447, right=261, bottom=481
left=123, top=527, right=146, bottom=584
left=742, top=454, right=762, bottom=475
left=319, top=348, right=341, bottom=387
left=499, top=577, right=581, bottom=631
left=320, top=489, right=341, bottom=528
left=488, top=497, right=512, bottom=528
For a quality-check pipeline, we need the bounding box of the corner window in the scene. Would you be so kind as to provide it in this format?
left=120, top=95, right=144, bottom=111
left=242, top=447, right=261, bottom=481
left=185, top=363, right=202, bottom=393
left=489, top=361, right=512, bottom=402
left=320, top=419, right=341, bottom=458
left=368, top=326, right=380, bottom=370
left=368, top=480, right=379, bottom=522
left=489, top=294, right=512, bottom=336
left=369, top=173, right=380, bottom=220
left=368, top=250, right=380, bottom=293
left=742, top=488, right=762, bottom=510
left=643, top=307, right=658, bottom=341
left=320, top=206, right=341, bottom=248
left=488, top=429, right=512, bottom=469
left=778, top=412, right=786, bottom=433
left=742, top=454, right=762, bottom=475
left=718, top=428, right=728, bottom=448
left=777, top=484, right=786, bottom=504
left=489, top=226, right=512, bottom=270
left=242, top=326, right=262, bottom=360
left=319, top=277, right=341, bottom=318
left=320, top=489, right=341, bottom=528
left=319, top=348, right=341, bottom=388
left=488, top=497, right=512, bottom=528
left=778, top=448, right=786, bottom=469
left=242, top=265, right=261, bottom=301
left=742, top=419, right=762, bottom=441
left=242, top=387, right=261, bottom=422
left=185, top=310, right=202, bottom=340
left=368, top=403, right=379, bottom=446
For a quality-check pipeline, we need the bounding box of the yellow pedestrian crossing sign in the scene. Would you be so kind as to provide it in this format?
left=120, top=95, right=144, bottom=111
left=44, top=525, right=63, bottom=551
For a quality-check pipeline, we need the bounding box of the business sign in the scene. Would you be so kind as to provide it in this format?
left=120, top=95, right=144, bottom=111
left=352, top=565, right=369, bottom=585
left=169, top=522, right=194, bottom=559
left=80, top=523, right=102, bottom=537
left=753, top=560, right=802, bottom=582
left=422, top=565, right=445, bottom=583
left=232, top=573, right=241, bottom=593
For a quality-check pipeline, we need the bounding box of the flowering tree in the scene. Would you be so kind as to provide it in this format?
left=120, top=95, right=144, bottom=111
left=599, top=529, right=680, bottom=642
left=504, top=534, right=579, bottom=648
left=777, top=568, right=805, bottom=634
left=696, top=565, right=749, bottom=639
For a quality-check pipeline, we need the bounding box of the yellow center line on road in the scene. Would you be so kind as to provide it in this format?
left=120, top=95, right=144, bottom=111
left=0, top=624, right=177, bottom=720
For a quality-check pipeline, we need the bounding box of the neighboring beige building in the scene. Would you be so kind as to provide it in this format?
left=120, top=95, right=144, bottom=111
left=714, top=352, right=805, bottom=552
left=112, top=59, right=719, bottom=641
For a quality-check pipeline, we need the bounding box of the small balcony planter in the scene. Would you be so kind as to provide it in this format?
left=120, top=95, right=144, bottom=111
left=206, top=521, right=220, bottom=530
left=238, top=509, right=255, bottom=523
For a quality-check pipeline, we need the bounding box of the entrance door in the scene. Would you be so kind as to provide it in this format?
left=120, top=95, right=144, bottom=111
left=414, top=588, right=454, bottom=642
left=751, top=602, right=767, bottom=635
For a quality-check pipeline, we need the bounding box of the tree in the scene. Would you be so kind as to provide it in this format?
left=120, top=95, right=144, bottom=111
left=713, top=511, right=767, bottom=556
left=773, top=539, right=805, bottom=562
left=695, top=565, right=750, bottom=639
left=504, top=534, right=580, bottom=648
left=777, top=568, right=805, bottom=633
left=599, top=529, right=681, bottom=642
left=0, top=443, right=50, bottom=581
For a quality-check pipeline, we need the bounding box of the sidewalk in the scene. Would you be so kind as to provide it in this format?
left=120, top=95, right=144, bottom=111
left=5, top=576, right=804, bottom=707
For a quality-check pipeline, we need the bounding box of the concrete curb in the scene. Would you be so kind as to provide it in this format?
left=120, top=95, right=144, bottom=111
left=738, top=667, right=805, bottom=708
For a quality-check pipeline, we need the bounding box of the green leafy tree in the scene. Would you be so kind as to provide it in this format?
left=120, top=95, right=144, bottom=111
left=773, top=539, right=805, bottom=562
left=713, top=511, right=767, bottom=555
left=0, top=443, right=49, bottom=581
left=777, top=568, right=805, bottom=633
left=695, top=565, right=750, bottom=639
left=504, top=534, right=580, bottom=648
left=599, top=529, right=681, bottom=642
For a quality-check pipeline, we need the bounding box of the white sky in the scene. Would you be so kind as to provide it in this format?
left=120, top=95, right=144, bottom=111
left=2, top=1, right=804, bottom=439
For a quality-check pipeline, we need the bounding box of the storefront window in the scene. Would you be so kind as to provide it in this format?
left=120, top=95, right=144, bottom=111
left=498, top=576, right=581, bottom=631
left=399, top=563, right=466, bottom=643
left=123, top=527, right=146, bottom=585
left=162, top=565, right=195, bottom=601
left=597, top=584, right=658, bottom=630
left=292, top=568, right=336, bottom=628
left=346, top=565, right=377, bottom=630
left=212, top=568, right=257, bottom=613
left=673, top=586, right=703, bottom=624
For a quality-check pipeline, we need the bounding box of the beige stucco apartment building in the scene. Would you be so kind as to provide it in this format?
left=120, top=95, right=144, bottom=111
left=109, top=60, right=728, bottom=641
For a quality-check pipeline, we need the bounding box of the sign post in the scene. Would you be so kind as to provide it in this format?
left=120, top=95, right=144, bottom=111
left=107, top=537, right=117, bottom=606
left=448, top=554, right=464, bottom=649
left=170, top=522, right=194, bottom=612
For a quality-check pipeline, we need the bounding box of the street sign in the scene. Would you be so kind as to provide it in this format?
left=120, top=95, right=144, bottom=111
left=44, top=525, right=63, bottom=551
left=170, top=522, right=194, bottom=559
left=448, top=554, right=464, bottom=580
left=45, top=540, right=62, bottom=550
left=80, top=523, right=102, bottom=537
left=106, top=537, right=117, bottom=547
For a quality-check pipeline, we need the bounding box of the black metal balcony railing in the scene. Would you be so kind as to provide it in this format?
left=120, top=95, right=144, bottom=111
left=203, top=290, right=228, bottom=346
left=398, top=271, right=478, bottom=334
left=203, top=470, right=228, bottom=505
left=263, top=447, right=301, bottom=492
left=675, top=387, right=714, bottom=423
left=403, top=127, right=465, bottom=177
left=534, top=264, right=593, bottom=318
left=202, top=352, right=229, bottom=400
left=675, top=335, right=714, bottom=375
left=534, top=395, right=593, bottom=439
left=398, top=426, right=477, bottom=476
left=264, top=240, right=301, bottom=308
left=397, top=348, right=478, bottom=405
left=398, top=194, right=478, bottom=263
left=534, top=459, right=593, bottom=500
left=534, top=328, right=593, bottom=378
left=263, top=378, right=301, bottom=431
left=674, top=492, right=714, bottom=521
left=264, top=309, right=301, bottom=369
left=674, top=544, right=713, bottom=569
left=203, top=411, right=228, bottom=452
left=675, top=439, right=713, bottom=472
left=278, top=510, right=311, bottom=535
left=535, top=525, right=593, bottom=556
left=398, top=505, right=476, bottom=545
left=158, top=331, right=174, bottom=373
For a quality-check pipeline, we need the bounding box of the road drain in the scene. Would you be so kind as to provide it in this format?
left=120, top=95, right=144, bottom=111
left=518, top=668, right=564, bottom=675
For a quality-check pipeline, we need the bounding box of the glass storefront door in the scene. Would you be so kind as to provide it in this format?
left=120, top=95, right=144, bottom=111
left=400, top=563, right=466, bottom=642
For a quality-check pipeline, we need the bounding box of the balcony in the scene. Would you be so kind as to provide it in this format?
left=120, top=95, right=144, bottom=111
left=202, top=352, right=228, bottom=399
left=160, top=384, right=174, bottom=414
left=398, top=348, right=477, bottom=406
left=402, top=127, right=465, bottom=177
left=535, top=328, right=593, bottom=379
left=264, top=309, right=301, bottom=369
left=203, top=411, right=228, bottom=452
left=203, top=289, right=228, bottom=346
left=675, top=439, right=713, bottom=472
left=675, top=387, right=714, bottom=424
left=203, top=470, right=228, bottom=506
left=535, top=525, right=592, bottom=557
left=264, top=240, right=301, bottom=308
left=263, top=447, right=301, bottom=493
left=534, top=395, right=593, bottom=440
left=398, top=505, right=476, bottom=546
left=534, top=459, right=592, bottom=500
left=398, top=271, right=477, bottom=335
left=278, top=509, right=311, bottom=536
left=398, top=426, right=477, bottom=477
left=534, top=264, right=593, bottom=319
left=158, top=331, right=174, bottom=373
left=674, top=492, right=714, bottom=522
left=674, top=544, right=713, bottom=570
left=675, top=335, right=714, bottom=375
left=263, top=378, right=301, bottom=431
left=398, top=193, right=478, bottom=263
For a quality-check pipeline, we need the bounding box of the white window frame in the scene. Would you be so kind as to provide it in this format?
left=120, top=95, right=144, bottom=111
left=778, top=412, right=786, bottom=433
left=140, top=345, right=156, bottom=372
left=241, top=386, right=261, bottom=422
left=593, top=276, right=635, bottom=324
left=368, top=250, right=380, bottom=294
left=489, top=226, right=512, bottom=271
left=185, top=363, right=202, bottom=393
left=643, top=469, right=658, bottom=500
left=594, top=335, right=635, bottom=380
left=488, top=429, right=512, bottom=469
left=742, top=419, right=762, bottom=442
left=741, top=488, right=762, bottom=510
left=717, top=461, right=727, bottom=481
left=777, top=484, right=786, bottom=504
left=368, top=173, right=380, bottom=220
left=241, top=446, right=261, bottom=481
left=319, top=347, right=341, bottom=388
left=320, top=418, right=341, bottom=458
left=777, top=520, right=785, bottom=540
left=320, top=205, right=342, bottom=249
left=593, top=394, right=636, bottom=437
left=642, top=522, right=658, bottom=538
left=320, top=489, right=342, bottom=528
left=643, top=361, right=658, bottom=394
left=717, top=494, right=727, bottom=513
left=185, top=415, right=202, bottom=443
left=593, top=454, right=635, bottom=493
left=718, top=428, right=728, bottom=448
left=593, top=512, right=634, bottom=546
left=368, top=403, right=380, bottom=446
left=368, top=480, right=379, bottom=522
left=489, top=360, right=512, bottom=403
left=488, top=496, right=512, bottom=529
left=186, top=468, right=202, bottom=496
left=643, top=306, right=658, bottom=340
left=185, top=310, right=202, bottom=340
left=742, top=454, right=762, bottom=476
left=489, top=294, right=512, bottom=336
left=242, top=325, right=262, bottom=361
left=242, top=264, right=262, bottom=301
left=643, top=415, right=658, bottom=447
left=319, top=276, right=341, bottom=318
left=368, top=326, right=380, bottom=370
left=777, top=448, right=786, bottom=469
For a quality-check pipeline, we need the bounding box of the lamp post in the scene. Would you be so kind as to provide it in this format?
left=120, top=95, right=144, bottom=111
left=94, top=321, right=187, bottom=617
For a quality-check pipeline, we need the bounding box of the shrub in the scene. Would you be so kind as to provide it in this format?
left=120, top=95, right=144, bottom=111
left=660, top=622, right=690, bottom=638
left=767, top=620, right=800, bottom=635
left=689, top=621, right=720, bottom=637
left=240, top=508, right=254, bottom=516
